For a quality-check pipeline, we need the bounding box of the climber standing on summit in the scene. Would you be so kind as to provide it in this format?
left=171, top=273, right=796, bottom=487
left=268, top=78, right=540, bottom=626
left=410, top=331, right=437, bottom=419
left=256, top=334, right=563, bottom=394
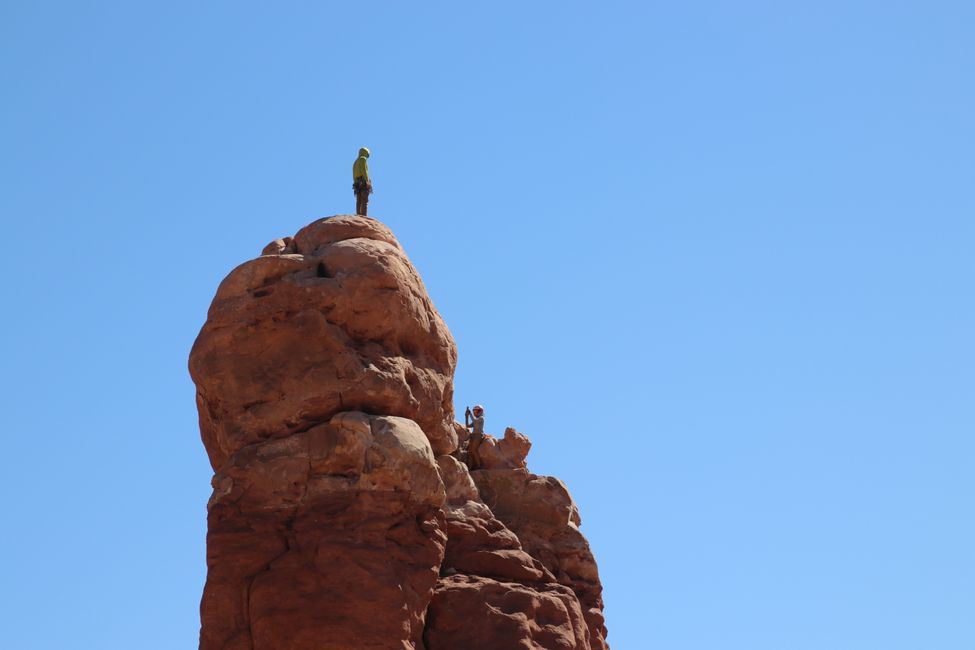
left=465, top=405, right=485, bottom=470
left=352, top=147, right=372, bottom=216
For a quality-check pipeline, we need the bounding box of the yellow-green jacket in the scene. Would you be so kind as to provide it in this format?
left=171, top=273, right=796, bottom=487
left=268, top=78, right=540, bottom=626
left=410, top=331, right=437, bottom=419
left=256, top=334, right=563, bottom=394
left=352, top=147, right=370, bottom=183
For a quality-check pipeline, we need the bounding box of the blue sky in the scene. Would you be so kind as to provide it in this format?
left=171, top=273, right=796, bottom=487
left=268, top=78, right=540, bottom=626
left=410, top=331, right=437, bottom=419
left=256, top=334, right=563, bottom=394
left=1, top=2, right=972, bottom=648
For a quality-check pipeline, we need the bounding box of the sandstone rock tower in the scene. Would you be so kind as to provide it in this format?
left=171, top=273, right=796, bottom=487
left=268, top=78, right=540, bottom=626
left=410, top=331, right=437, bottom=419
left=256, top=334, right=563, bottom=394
left=189, top=215, right=609, bottom=649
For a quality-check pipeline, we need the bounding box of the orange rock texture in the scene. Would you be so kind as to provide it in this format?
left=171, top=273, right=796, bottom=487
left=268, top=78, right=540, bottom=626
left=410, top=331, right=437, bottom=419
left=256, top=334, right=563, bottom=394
left=189, top=216, right=609, bottom=649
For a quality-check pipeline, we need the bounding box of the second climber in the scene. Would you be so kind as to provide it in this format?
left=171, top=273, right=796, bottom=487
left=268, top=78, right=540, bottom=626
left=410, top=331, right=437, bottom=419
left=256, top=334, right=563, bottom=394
left=465, top=404, right=485, bottom=470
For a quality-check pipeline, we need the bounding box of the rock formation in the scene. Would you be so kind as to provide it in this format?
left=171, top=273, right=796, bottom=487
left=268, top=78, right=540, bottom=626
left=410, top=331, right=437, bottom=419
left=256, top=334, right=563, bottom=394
left=189, top=215, right=609, bottom=649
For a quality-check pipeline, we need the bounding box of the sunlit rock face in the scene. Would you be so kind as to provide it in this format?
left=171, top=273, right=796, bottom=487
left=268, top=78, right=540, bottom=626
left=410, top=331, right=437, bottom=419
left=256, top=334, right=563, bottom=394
left=190, top=215, right=459, bottom=470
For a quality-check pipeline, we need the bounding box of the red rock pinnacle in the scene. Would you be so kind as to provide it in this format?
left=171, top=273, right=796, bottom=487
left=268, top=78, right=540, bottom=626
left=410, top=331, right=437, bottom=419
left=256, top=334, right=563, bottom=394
left=189, top=215, right=609, bottom=649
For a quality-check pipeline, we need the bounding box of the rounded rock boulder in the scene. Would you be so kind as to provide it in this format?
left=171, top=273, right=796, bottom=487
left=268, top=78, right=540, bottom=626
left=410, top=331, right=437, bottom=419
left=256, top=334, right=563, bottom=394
left=189, top=215, right=459, bottom=469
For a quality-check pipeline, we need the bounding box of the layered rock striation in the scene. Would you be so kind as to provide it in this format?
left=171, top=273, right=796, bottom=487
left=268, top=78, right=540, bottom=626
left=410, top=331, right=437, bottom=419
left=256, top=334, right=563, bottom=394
left=190, top=215, right=608, bottom=649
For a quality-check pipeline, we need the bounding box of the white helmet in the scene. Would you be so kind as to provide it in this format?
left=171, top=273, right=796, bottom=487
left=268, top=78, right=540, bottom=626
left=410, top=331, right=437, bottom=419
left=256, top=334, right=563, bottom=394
left=472, top=404, right=485, bottom=414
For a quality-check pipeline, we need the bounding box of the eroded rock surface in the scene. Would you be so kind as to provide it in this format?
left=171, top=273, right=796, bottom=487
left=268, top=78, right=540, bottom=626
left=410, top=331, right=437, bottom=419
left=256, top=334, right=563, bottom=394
left=200, top=412, right=446, bottom=650
left=191, top=216, right=608, bottom=649
left=426, top=575, right=590, bottom=650
left=474, top=470, right=609, bottom=650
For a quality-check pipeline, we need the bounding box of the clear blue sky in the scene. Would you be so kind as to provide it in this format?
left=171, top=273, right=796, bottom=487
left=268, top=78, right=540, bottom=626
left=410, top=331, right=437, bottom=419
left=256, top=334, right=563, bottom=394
left=2, top=2, right=972, bottom=648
